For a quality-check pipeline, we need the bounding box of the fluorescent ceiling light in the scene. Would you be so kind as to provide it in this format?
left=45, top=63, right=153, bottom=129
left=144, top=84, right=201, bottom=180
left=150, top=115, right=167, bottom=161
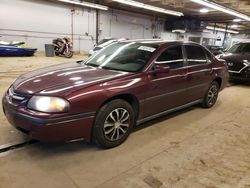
left=200, top=8, right=209, bottom=13
left=203, top=29, right=212, bottom=33
left=57, top=0, right=108, bottom=10
left=206, top=26, right=239, bottom=34
left=190, top=0, right=250, bottom=22
left=233, top=18, right=242, bottom=22
left=172, top=29, right=186, bottom=33
left=231, top=25, right=238, bottom=28
left=112, top=0, right=184, bottom=16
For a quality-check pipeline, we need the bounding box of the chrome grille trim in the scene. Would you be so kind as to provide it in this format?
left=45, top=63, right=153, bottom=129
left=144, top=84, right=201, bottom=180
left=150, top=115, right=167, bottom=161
left=8, top=87, right=26, bottom=101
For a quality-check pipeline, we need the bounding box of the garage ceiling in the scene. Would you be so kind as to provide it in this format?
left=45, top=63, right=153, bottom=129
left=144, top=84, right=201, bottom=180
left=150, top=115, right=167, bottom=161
left=103, top=0, right=250, bottom=33
left=55, top=0, right=250, bottom=33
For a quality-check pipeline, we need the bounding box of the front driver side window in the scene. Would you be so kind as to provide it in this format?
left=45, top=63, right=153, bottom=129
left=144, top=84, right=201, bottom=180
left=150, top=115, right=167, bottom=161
left=156, top=45, right=184, bottom=69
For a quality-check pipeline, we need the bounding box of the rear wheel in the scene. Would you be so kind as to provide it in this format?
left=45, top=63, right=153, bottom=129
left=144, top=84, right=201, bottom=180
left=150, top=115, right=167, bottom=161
left=64, top=51, right=73, bottom=58
left=93, top=99, right=135, bottom=149
left=202, top=81, right=219, bottom=108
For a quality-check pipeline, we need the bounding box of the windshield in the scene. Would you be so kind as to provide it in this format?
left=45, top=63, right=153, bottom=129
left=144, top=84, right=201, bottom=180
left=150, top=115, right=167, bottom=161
left=228, top=43, right=250, bottom=53
left=84, top=42, right=158, bottom=72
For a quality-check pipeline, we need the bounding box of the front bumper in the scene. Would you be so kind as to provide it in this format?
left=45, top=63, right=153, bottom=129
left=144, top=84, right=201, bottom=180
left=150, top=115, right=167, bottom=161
left=229, top=67, right=250, bottom=81
left=2, top=94, right=95, bottom=143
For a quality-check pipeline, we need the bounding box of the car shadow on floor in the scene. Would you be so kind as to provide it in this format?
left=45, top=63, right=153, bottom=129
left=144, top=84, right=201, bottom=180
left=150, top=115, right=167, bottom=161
left=133, top=105, right=197, bottom=133
left=228, top=80, right=250, bottom=87
left=24, top=103, right=211, bottom=157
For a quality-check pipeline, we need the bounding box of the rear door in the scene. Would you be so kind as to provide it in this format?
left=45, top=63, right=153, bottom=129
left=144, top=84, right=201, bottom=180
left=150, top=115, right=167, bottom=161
left=184, top=44, right=214, bottom=102
left=142, top=45, right=189, bottom=118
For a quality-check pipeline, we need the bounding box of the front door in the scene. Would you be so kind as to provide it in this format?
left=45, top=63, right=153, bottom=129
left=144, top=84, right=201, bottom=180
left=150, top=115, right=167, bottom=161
left=142, top=45, right=189, bottom=118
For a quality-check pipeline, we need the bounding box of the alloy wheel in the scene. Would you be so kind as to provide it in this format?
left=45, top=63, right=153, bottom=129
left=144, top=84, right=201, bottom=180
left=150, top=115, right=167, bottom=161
left=103, top=108, right=130, bottom=141
left=207, top=84, right=218, bottom=106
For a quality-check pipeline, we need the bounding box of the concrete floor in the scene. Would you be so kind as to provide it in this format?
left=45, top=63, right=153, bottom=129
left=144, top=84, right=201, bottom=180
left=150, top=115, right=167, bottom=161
left=0, top=54, right=250, bottom=188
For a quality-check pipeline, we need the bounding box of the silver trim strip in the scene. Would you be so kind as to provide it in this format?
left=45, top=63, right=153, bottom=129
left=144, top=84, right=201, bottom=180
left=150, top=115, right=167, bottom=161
left=137, top=99, right=201, bottom=125
left=187, top=69, right=209, bottom=74
left=144, top=83, right=207, bottom=102
left=145, top=88, right=186, bottom=102
left=8, top=87, right=25, bottom=101
left=12, top=95, right=25, bottom=101
left=213, top=67, right=225, bottom=70
left=155, top=59, right=184, bottom=64
left=228, top=64, right=248, bottom=73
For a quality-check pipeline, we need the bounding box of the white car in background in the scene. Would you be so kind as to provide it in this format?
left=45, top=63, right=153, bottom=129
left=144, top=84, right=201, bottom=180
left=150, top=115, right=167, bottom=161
left=89, top=37, right=127, bottom=56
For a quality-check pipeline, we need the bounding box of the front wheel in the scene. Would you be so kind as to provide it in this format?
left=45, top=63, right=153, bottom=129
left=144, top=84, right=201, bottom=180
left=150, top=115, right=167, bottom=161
left=55, top=51, right=60, bottom=56
left=202, top=81, right=219, bottom=108
left=93, top=99, right=135, bottom=149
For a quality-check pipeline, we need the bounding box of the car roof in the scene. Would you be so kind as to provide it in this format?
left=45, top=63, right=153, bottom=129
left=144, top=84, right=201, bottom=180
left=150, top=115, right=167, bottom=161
left=119, top=39, right=201, bottom=46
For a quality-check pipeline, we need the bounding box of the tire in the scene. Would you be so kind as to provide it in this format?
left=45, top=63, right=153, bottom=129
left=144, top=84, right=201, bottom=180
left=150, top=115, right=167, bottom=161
left=64, top=51, right=73, bottom=58
left=93, top=99, right=135, bottom=149
left=202, top=81, right=219, bottom=108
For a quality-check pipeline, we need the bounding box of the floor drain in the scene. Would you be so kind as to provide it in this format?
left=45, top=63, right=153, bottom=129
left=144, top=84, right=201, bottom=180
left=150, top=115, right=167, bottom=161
left=143, top=175, right=163, bottom=188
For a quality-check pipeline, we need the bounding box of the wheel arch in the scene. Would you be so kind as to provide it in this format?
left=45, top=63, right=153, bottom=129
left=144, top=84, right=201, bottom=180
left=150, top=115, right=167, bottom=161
left=213, top=77, right=222, bottom=89
left=91, top=93, right=140, bottom=142
left=100, top=93, right=140, bottom=119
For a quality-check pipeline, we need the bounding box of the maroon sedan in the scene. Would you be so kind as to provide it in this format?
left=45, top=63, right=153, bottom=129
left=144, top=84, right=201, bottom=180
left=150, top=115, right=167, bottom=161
left=2, top=40, right=229, bottom=148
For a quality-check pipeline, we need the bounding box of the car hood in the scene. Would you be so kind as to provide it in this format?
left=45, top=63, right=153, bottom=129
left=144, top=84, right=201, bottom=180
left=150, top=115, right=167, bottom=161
left=220, top=52, right=250, bottom=63
left=13, top=62, right=128, bottom=95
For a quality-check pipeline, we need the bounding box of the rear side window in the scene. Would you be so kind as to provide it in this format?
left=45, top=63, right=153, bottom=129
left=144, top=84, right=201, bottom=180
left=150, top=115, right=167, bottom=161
left=156, top=45, right=184, bottom=69
left=185, top=45, right=207, bottom=66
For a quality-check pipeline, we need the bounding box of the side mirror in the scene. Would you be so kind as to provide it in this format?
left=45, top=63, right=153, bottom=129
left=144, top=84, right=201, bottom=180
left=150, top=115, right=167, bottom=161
left=153, top=62, right=170, bottom=74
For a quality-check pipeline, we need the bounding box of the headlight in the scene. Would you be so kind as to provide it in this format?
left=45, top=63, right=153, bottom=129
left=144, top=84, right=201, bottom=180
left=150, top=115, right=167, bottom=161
left=27, top=96, right=69, bottom=113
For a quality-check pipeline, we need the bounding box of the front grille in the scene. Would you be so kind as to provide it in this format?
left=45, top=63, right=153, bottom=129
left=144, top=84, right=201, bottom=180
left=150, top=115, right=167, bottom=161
left=8, top=87, right=29, bottom=105
left=227, top=61, right=246, bottom=72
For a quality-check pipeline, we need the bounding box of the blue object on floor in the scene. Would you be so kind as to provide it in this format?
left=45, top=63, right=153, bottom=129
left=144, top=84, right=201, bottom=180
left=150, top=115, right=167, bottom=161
left=0, top=45, right=37, bottom=56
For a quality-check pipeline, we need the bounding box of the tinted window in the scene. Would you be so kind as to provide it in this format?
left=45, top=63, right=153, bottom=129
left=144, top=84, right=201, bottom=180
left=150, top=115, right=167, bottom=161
left=156, top=46, right=184, bottom=69
left=228, top=43, right=250, bottom=53
left=85, top=42, right=158, bottom=72
left=185, top=45, right=207, bottom=66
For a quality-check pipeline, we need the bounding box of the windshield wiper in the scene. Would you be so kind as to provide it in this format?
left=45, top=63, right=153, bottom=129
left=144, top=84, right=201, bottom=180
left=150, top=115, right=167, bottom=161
left=101, top=66, right=113, bottom=70
left=85, top=63, right=99, bottom=67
